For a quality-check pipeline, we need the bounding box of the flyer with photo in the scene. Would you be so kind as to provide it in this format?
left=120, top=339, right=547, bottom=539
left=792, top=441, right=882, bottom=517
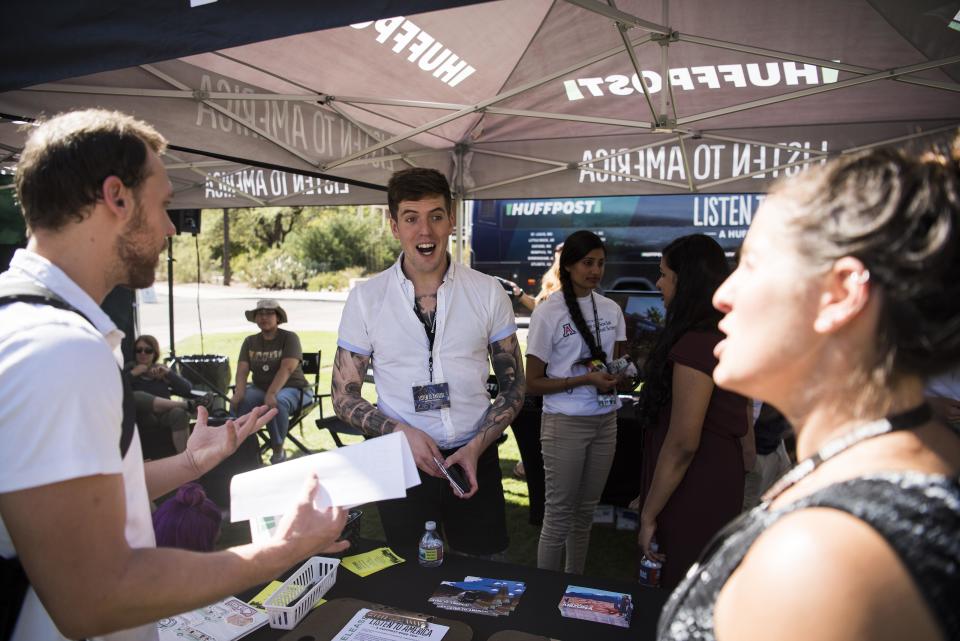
left=559, top=585, right=633, bottom=628
left=429, top=576, right=526, bottom=617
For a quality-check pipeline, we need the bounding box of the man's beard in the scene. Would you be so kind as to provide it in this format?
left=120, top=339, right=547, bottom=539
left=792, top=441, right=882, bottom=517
left=116, top=197, right=162, bottom=290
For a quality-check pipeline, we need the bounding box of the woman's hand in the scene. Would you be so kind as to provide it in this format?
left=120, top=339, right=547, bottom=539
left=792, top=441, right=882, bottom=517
left=584, top=370, right=618, bottom=393
left=149, top=364, right=170, bottom=380
left=638, top=512, right=665, bottom=562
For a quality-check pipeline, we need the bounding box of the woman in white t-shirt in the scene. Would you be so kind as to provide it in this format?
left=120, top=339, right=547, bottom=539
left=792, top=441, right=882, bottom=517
left=525, top=230, right=630, bottom=573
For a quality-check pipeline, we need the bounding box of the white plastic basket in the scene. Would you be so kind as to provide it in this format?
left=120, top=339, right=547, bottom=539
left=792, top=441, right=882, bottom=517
left=263, top=556, right=339, bottom=630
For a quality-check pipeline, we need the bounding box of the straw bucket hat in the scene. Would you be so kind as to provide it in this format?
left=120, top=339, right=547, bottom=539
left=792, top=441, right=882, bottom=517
left=244, top=299, right=288, bottom=324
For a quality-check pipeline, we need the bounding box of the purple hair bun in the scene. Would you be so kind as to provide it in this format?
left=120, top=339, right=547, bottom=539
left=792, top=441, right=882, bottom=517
left=176, top=482, right=208, bottom=507
left=153, top=482, right=223, bottom=552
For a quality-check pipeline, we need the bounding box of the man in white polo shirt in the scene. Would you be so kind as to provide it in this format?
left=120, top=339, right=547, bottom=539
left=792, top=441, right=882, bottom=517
left=332, top=168, right=525, bottom=556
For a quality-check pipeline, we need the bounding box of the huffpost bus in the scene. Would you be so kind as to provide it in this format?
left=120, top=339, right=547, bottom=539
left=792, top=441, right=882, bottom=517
left=470, top=193, right=764, bottom=294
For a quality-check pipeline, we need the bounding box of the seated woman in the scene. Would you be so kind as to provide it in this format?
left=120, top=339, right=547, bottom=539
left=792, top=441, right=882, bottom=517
left=230, top=299, right=313, bottom=464
left=127, top=334, right=197, bottom=455
left=657, top=141, right=960, bottom=640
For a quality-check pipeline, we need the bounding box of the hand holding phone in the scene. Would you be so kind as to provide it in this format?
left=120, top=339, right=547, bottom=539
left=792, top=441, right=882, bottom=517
left=434, top=457, right=468, bottom=496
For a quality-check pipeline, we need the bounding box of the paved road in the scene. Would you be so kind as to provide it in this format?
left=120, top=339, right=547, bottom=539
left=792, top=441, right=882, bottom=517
left=138, top=281, right=530, bottom=350
left=138, top=282, right=348, bottom=349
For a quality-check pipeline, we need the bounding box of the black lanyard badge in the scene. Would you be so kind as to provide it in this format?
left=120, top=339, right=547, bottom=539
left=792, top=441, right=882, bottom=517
left=412, top=301, right=451, bottom=412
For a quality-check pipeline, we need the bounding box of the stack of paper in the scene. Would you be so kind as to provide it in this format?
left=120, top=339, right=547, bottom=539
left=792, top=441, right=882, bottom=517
left=428, top=576, right=526, bottom=617
left=230, top=432, right=420, bottom=542
left=615, top=508, right=639, bottom=530
left=558, top=585, right=633, bottom=628
left=158, top=596, right=267, bottom=640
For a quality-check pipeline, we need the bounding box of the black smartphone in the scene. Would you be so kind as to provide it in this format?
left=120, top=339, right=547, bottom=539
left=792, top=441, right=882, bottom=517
left=493, top=276, right=515, bottom=295
left=434, top=457, right=468, bottom=496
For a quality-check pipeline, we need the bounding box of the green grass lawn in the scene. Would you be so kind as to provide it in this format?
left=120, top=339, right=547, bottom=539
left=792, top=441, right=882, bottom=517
left=173, top=331, right=639, bottom=581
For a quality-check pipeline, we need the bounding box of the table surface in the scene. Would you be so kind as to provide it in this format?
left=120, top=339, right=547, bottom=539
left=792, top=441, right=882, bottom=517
left=242, top=539, right=669, bottom=641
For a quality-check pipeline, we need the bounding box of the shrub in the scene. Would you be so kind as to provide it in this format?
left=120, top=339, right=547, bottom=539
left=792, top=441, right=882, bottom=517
left=238, top=248, right=314, bottom=289
left=293, top=210, right=399, bottom=272
left=306, top=266, right=365, bottom=292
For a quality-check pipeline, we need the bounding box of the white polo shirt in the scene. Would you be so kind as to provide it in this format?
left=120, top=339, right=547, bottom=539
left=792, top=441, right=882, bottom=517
left=0, top=249, right=157, bottom=641
left=337, top=255, right=516, bottom=449
left=526, top=290, right=626, bottom=416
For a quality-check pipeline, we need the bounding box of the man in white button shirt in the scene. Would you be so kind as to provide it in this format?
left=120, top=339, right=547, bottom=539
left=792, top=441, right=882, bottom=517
left=0, top=109, right=348, bottom=641
left=332, top=168, right=525, bottom=556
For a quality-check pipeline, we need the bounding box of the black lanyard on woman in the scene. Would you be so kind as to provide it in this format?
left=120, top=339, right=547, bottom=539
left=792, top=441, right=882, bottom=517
left=589, top=293, right=602, bottom=356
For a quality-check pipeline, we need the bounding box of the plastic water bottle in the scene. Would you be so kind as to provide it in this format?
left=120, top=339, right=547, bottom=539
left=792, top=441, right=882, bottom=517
left=638, top=538, right=662, bottom=588
left=607, top=355, right=638, bottom=379
left=418, top=521, right=444, bottom=567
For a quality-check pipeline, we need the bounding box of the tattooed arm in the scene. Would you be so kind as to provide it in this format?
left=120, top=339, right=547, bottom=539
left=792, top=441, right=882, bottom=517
left=444, top=333, right=526, bottom=498
left=331, top=346, right=444, bottom=477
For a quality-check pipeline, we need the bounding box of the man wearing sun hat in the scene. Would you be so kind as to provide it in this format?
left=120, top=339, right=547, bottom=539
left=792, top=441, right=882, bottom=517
left=230, top=298, right=312, bottom=464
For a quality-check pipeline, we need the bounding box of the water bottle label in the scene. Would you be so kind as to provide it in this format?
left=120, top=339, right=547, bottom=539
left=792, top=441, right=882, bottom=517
left=419, top=548, right=441, bottom=562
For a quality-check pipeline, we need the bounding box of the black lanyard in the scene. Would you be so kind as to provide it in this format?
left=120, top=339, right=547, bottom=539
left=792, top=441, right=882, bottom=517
left=589, top=293, right=602, bottom=355
left=414, top=304, right=438, bottom=383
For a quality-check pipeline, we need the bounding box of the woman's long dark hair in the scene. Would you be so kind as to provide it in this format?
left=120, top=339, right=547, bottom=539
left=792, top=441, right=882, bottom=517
left=638, top=234, right=730, bottom=425
left=558, top=230, right=608, bottom=364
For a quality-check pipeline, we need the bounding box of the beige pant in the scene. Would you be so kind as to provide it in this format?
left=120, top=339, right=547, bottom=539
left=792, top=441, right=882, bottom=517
left=537, top=411, right=618, bottom=573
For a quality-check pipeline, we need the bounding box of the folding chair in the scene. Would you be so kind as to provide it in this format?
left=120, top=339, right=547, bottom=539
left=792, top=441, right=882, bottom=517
left=256, top=350, right=321, bottom=456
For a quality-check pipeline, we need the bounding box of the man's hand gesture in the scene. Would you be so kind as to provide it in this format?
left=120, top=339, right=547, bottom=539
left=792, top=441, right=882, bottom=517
left=185, top=405, right=278, bottom=476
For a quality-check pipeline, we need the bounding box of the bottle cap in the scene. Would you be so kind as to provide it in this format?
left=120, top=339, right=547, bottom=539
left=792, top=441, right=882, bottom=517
left=425, top=520, right=437, bottom=530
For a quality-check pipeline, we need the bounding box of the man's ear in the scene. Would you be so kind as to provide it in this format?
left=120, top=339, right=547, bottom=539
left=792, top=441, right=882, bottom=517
left=389, top=216, right=400, bottom=240
left=100, top=175, right=131, bottom=219
left=813, top=256, right=872, bottom=334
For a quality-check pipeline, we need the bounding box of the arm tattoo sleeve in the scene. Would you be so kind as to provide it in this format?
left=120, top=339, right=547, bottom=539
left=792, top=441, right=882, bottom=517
left=475, top=334, right=526, bottom=445
left=331, top=346, right=401, bottom=436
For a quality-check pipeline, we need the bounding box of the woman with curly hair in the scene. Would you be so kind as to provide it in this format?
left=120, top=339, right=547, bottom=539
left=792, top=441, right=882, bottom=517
left=657, top=140, right=960, bottom=641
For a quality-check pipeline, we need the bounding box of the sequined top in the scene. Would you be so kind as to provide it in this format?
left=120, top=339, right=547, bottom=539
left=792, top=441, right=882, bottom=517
left=657, top=472, right=960, bottom=641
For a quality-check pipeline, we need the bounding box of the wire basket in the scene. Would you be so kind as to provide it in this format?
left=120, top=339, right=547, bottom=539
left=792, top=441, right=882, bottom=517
left=263, top=556, right=339, bottom=630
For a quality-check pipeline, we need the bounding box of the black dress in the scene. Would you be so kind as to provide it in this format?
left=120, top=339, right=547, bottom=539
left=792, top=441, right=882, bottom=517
left=657, top=471, right=960, bottom=641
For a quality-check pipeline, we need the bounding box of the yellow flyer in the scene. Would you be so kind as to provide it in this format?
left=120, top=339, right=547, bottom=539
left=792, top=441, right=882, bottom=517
left=248, top=580, right=325, bottom=610
left=341, top=547, right=405, bottom=577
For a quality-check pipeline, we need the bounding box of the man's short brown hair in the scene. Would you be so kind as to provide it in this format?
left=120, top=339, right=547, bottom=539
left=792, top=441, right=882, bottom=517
left=386, top=167, right=452, bottom=219
left=15, top=109, right=167, bottom=232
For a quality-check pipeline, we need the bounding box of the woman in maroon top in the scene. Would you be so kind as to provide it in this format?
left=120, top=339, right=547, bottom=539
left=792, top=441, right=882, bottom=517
left=635, top=234, right=751, bottom=589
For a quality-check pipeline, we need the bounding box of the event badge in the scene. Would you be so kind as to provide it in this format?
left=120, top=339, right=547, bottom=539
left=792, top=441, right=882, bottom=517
left=413, top=381, right=451, bottom=412
left=588, top=359, right=617, bottom=408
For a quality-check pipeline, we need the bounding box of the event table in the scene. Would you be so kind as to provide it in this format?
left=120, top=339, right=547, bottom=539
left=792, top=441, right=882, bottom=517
left=242, top=539, right=669, bottom=641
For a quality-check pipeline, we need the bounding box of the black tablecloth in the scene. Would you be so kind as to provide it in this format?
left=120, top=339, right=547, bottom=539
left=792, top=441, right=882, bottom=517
left=243, top=539, right=669, bottom=641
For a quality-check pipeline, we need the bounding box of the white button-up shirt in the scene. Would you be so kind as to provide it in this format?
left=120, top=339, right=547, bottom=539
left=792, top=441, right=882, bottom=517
left=338, top=255, right=516, bottom=449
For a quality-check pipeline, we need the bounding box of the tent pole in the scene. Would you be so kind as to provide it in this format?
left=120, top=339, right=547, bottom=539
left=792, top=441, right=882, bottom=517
left=453, top=145, right=464, bottom=265
left=166, top=237, right=176, bottom=359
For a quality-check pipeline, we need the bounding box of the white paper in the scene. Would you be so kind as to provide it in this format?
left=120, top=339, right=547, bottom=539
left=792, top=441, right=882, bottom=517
left=157, top=597, right=267, bottom=641
left=334, top=607, right=448, bottom=641
left=230, top=432, right=420, bottom=524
